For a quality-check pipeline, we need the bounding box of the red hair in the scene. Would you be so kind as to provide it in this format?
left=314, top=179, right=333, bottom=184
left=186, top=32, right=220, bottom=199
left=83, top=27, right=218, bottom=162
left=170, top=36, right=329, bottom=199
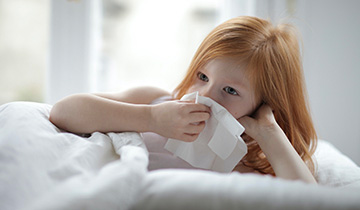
left=173, top=16, right=317, bottom=175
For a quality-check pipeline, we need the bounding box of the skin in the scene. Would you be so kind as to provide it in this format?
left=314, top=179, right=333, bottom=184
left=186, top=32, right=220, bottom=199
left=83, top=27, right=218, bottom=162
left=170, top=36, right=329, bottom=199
left=187, top=57, right=261, bottom=120
left=50, top=57, right=316, bottom=184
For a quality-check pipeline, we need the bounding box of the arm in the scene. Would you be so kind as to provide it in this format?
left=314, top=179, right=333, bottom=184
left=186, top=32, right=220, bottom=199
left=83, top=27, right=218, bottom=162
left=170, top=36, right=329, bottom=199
left=239, top=105, right=317, bottom=184
left=49, top=86, right=210, bottom=141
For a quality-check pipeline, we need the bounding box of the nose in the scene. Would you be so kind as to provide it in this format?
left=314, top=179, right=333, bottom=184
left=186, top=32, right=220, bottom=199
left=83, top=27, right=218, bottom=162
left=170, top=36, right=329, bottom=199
left=198, top=86, right=215, bottom=100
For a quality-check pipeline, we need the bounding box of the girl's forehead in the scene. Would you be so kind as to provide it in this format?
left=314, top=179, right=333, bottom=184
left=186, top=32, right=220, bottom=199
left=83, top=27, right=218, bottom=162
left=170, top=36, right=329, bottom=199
left=202, top=57, right=250, bottom=84
left=204, top=57, right=248, bottom=72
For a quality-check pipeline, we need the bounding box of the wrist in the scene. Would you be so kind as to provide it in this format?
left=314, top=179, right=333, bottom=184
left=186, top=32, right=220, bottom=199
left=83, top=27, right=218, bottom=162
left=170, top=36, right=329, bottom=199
left=255, top=125, right=292, bottom=161
left=255, top=124, right=286, bottom=147
left=145, top=104, right=157, bottom=133
left=122, top=103, right=154, bottom=133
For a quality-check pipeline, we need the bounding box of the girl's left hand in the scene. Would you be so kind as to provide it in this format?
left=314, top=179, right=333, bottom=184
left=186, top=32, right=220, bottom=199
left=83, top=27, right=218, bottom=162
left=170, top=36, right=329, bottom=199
left=238, top=104, right=283, bottom=144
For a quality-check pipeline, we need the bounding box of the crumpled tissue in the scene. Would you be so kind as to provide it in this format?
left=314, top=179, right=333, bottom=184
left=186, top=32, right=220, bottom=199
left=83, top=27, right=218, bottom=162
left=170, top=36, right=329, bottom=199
left=164, top=91, right=247, bottom=173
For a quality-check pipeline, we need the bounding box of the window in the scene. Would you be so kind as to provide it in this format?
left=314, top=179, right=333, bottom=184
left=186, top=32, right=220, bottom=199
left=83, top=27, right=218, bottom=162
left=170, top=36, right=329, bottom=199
left=0, top=0, right=49, bottom=105
left=101, top=0, right=219, bottom=92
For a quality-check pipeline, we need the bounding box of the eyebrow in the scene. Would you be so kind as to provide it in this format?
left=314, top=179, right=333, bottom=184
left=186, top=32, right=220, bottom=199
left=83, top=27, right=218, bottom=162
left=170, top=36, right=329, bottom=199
left=224, top=78, right=248, bottom=91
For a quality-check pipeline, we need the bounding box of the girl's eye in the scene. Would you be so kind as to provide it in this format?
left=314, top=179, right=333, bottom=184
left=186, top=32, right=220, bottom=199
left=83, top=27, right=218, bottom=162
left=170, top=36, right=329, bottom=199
left=197, top=72, right=209, bottom=82
left=223, top=86, right=238, bottom=95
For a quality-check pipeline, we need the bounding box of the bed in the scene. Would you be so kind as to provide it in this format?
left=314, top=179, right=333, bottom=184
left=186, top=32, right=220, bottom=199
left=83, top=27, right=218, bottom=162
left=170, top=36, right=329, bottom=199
left=0, top=101, right=359, bottom=210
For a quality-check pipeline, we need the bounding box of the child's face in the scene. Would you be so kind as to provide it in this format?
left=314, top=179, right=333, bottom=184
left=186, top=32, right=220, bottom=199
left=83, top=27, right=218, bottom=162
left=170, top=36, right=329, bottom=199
left=187, top=57, right=261, bottom=120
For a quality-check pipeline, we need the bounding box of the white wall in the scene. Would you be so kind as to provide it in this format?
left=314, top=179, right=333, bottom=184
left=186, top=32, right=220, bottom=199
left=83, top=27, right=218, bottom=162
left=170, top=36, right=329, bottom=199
left=301, top=0, right=360, bottom=165
left=220, top=0, right=360, bottom=165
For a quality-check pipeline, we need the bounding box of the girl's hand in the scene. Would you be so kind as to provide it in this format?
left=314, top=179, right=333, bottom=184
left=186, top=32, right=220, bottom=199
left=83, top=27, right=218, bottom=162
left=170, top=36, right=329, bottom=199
left=239, top=104, right=317, bottom=183
left=149, top=101, right=211, bottom=142
left=238, top=104, right=283, bottom=144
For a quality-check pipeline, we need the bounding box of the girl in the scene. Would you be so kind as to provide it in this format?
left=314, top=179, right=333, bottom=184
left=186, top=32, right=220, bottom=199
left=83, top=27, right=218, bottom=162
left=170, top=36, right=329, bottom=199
left=50, top=16, right=317, bottom=183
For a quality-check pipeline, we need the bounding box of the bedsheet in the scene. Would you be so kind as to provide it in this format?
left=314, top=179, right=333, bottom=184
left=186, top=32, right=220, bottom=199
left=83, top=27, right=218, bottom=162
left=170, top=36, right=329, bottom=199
left=0, top=102, right=359, bottom=210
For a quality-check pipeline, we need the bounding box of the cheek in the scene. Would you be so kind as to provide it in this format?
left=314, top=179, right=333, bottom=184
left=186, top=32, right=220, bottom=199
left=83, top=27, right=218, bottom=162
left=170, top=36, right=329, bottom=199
left=187, top=86, right=196, bottom=94
left=186, top=83, right=200, bottom=94
left=224, top=103, right=245, bottom=119
left=227, top=101, right=256, bottom=119
left=231, top=109, right=247, bottom=119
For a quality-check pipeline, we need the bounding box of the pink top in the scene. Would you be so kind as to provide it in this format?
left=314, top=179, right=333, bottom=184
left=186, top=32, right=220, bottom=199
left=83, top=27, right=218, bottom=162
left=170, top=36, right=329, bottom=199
left=142, top=96, right=201, bottom=171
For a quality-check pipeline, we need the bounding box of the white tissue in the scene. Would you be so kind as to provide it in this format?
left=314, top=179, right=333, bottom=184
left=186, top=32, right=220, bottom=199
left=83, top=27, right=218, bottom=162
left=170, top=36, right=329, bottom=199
left=164, top=92, right=248, bottom=173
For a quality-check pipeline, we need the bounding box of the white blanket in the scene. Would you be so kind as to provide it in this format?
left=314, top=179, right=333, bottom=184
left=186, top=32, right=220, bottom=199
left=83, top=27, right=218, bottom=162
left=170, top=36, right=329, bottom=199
left=0, top=102, right=148, bottom=210
left=0, top=102, right=359, bottom=210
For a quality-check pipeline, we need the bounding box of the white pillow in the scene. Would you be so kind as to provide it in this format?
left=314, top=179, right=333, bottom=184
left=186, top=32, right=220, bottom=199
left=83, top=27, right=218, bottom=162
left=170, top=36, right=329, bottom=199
left=132, top=169, right=360, bottom=210
left=314, top=139, right=360, bottom=187
left=131, top=140, right=360, bottom=210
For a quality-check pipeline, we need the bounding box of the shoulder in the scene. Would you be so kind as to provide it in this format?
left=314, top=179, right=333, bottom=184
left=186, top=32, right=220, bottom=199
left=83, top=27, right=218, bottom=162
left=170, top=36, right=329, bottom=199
left=94, top=86, right=172, bottom=104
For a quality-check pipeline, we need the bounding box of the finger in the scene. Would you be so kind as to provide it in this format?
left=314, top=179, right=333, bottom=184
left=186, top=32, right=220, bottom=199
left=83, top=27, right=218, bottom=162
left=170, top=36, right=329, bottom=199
left=189, top=112, right=210, bottom=123
left=186, top=121, right=206, bottom=134
left=181, top=99, right=196, bottom=103
left=182, top=103, right=211, bottom=113
left=182, top=133, right=199, bottom=142
left=238, top=116, right=257, bottom=137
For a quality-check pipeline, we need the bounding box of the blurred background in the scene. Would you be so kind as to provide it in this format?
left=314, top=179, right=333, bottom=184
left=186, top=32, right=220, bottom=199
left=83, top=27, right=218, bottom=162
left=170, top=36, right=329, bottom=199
left=0, top=0, right=359, bottom=165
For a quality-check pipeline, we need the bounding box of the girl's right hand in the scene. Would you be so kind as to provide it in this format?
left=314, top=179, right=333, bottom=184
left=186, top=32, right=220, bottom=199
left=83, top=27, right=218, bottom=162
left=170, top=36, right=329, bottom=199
left=149, top=101, right=211, bottom=142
